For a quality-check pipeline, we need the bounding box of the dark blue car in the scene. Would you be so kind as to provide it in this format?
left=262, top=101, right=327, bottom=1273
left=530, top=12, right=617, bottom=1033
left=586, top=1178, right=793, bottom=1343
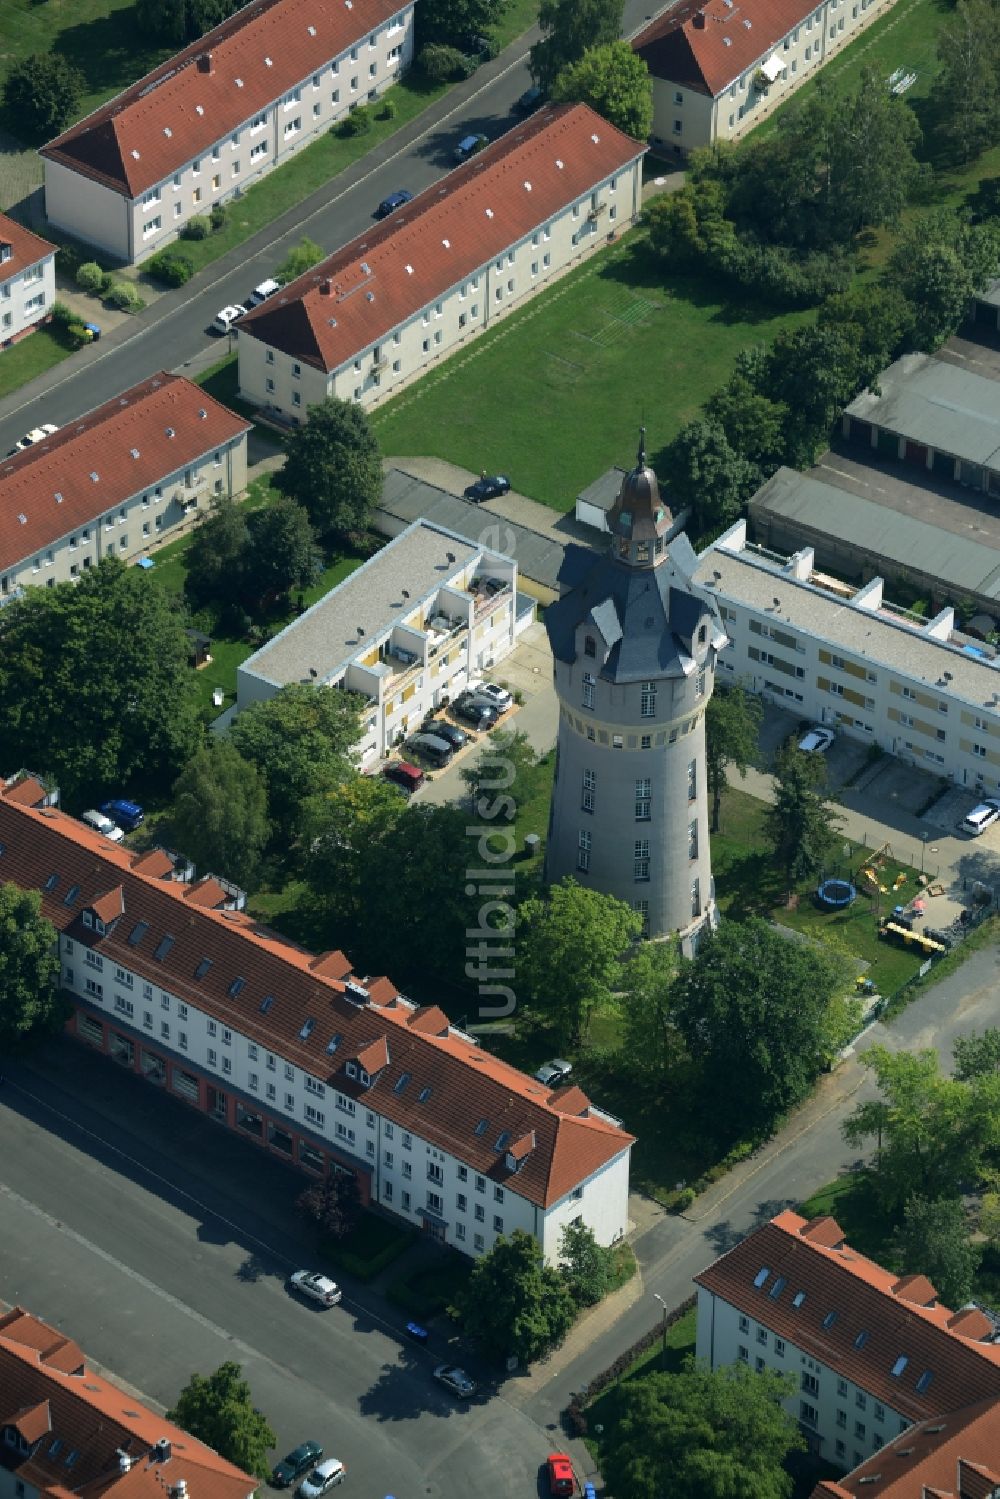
left=375, top=189, right=413, bottom=219
left=99, top=798, right=144, bottom=832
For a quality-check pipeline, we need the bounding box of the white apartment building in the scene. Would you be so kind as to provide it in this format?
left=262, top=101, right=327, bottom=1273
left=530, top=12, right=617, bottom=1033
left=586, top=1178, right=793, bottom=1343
left=0, top=775, right=633, bottom=1262
left=0, top=213, right=56, bottom=348
left=694, top=1209, right=1000, bottom=1472
left=634, top=0, right=897, bottom=155
left=0, top=373, right=250, bottom=604
left=691, top=519, right=1000, bottom=794
left=236, top=103, right=645, bottom=418
left=237, top=518, right=524, bottom=765
left=40, top=0, right=416, bottom=264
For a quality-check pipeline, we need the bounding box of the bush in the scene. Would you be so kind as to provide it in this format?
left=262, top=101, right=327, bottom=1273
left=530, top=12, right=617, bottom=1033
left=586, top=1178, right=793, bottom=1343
left=100, top=270, right=116, bottom=297
left=108, top=281, right=146, bottom=313
left=418, top=42, right=470, bottom=82
left=379, top=98, right=397, bottom=120
left=338, top=105, right=372, bottom=136
left=147, top=250, right=195, bottom=287
left=210, top=202, right=228, bottom=232
left=180, top=214, right=211, bottom=241
left=76, top=261, right=105, bottom=294
left=674, top=1186, right=697, bottom=1212
left=48, top=301, right=74, bottom=328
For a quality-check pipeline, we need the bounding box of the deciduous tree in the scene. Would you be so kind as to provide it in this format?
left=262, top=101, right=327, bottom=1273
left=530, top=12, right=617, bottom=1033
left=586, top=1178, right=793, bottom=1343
left=530, top=0, right=624, bottom=95
left=416, top=0, right=510, bottom=47
left=0, top=885, right=64, bottom=1053
left=303, top=773, right=408, bottom=936
left=827, top=66, right=920, bottom=234
left=243, top=496, right=321, bottom=605
left=450, top=1229, right=575, bottom=1364
left=275, top=237, right=325, bottom=284
left=895, top=1194, right=981, bottom=1308
left=171, top=740, right=271, bottom=892
left=184, top=495, right=251, bottom=613
left=278, top=397, right=383, bottom=543
left=933, top=0, right=1000, bottom=164
left=295, top=1172, right=361, bottom=1240
left=887, top=211, right=1000, bottom=351
left=518, top=879, right=643, bottom=1046
left=552, top=41, right=652, bottom=140
left=166, top=1363, right=275, bottom=1479
left=559, top=1220, right=615, bottom=1306
left=765, top=742, right=839, bottom=894
left=2, top=54, right=84, bottom=140
left=660, top=420, right=754, bottom=536
left=0, top=558, right=200, bottom=804
left=601, top=1361, right=803, bottom=1499
left=618, top=941, right=680, bottom=1079
left=705, top=683, right=762, bottom=832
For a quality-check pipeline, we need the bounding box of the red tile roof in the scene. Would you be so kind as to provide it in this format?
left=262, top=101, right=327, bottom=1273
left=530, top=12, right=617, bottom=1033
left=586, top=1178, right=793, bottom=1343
left=40, top=0, right=404, bottom=199
left=238, top=103, right=645, bottom=373
left=810, top=1396, right=1000, bottom=1499
left=0, top=373, right=250, bottom=574
left=131, top=849, right=177, bottom=879
left=0, top=213, right=55, bottom=288
left=695, top=1211, right=1000, bottom=1422
left=0, top=1306, right=254, bottom=1499
left=634, top=0, right=810, bottom=97
left=185, top=877, right=231, bottom=909
left=4, top=776, right=48, bottom=807
left=0, top=786, right=633, bottom=1209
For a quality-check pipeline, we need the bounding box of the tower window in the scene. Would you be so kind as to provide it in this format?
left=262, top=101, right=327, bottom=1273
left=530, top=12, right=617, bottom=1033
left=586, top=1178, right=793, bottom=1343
left=688, top=820, right=699, bottom=860
left=634, top=839, right=650, bottom=882
left=691, top=878, right=701, bottom=917
left=635, top=778, right=651, bottom=821
left=636, top=541, right=650, bottom=562
left=582, top=768, right=596, bottom=813
left=618, top=539, right=631, bottom=559
left=696, top=668, right=706, bottom=697
left=632, top=899, right=650, bottom=937
left=640, top=682, right=656, bottom=718
left=698, top=624, right=707, bottom=644
left=584, top=635, right=596, bottom=657
left=582, top=672, right=595, bottom=710
left=577, top=830, right=591, bottom=872
left=688, top=759, right=697, bottom=800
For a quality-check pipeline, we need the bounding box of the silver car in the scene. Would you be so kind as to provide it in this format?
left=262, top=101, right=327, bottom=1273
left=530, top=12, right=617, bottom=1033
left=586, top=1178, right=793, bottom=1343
left=434, top=1363, right=478, bottom=1398
left=297, top=1459, right=346, bottom=1498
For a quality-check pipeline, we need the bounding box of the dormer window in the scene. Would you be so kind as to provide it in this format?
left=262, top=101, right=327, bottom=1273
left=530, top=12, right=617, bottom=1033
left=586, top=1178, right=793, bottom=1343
left=584, top=635, right=596, bottom=657
left=698, top=624, right=707, bottom=645
left=83, top=911, right=93, bottom=928
left=94, top=918, right=105, bottom=935
left=346, top=1061, right=358, bottom=1078
left=359, top=1069, right=370, bottom=1085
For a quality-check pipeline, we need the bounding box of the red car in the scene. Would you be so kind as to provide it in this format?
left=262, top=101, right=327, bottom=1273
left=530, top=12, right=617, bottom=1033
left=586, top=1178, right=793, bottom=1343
left=381, top=761, right=424, bottom=795
left=546, top=1454, right=576, bottom=1498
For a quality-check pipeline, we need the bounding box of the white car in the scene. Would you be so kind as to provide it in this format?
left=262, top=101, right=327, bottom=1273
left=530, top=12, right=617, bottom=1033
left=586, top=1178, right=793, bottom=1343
left=433, top=1363, right=478, bottom=1398
left=468, top=681, right=513, bottom=712
left=962, top=800, right=1000, bottom=837
left=798, top=726, right=835, bottom=754
left=248, top=277, right=281, bottom=306
left=81, top=809, right=125, bottom=843
left=12, top=423, right=58, bottom=452
left=296, top=1459, right=346, bottom=1498
left=288, top=1269, right=342, bottom=1306
left=213, top=303, right=247, bottom=334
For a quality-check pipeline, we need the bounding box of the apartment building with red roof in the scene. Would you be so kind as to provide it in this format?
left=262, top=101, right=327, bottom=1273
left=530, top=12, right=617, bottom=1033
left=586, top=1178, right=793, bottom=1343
left=633, top=0, right=897, bottom=155
left=0, top=773, right=634, bottom=1263
left=0, top=373, right=250, bottom=604
left=810, top=1394, right=1000, bottom=1499
left=0, top=1305, right=255, bottom=1499
left=40, top=0, right=416, bottom=264
left=694, top=1210, right=1000, bottom=1474
left=235, top=103, right=645, bottom=419
left=0, top=213, right=56, bottom=349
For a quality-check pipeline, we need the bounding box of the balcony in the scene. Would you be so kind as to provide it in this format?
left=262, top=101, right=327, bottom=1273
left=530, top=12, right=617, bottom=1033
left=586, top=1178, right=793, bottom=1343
left=473, top=581, right=512, bottom=622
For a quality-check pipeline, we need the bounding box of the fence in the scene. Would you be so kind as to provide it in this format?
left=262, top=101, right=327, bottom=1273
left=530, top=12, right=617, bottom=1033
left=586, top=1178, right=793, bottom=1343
left=565, top=1294, right=697, bottom=1435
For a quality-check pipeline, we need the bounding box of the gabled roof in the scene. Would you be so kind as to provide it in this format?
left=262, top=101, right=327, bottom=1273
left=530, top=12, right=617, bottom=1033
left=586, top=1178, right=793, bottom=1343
left=0, top=372, right=250, bottom=575
left=40, top=0, right=403, bottom=199
left=0, top=786, right=633, bottom=1208
left=0, top=1307, right=254, bottom=1499
left=695, top=1210, right=1000, bottom=1422
left=0, top=212, right=55, bottom=287
left=634, top=0, right=814, bottom=97
left=238, top=103, right=645, bottom=373
left=810, top=1396, right=1000, bottom=1499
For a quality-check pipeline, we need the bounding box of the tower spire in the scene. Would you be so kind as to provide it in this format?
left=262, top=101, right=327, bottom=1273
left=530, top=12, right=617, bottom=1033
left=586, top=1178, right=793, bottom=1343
left=637, top=425, right=646, bottom=468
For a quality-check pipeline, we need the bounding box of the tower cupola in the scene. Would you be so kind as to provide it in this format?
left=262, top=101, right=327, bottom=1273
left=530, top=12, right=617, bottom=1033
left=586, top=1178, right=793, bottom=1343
left=605, top=427, right=673, bottom=568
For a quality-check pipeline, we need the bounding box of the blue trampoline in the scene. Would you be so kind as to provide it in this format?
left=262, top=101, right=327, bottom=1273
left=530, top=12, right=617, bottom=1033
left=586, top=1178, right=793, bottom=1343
left=817, top=878, right=857, bottom=910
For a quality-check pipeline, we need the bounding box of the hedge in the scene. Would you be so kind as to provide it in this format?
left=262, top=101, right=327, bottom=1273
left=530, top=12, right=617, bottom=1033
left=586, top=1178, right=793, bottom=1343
left=565, top=1294, right=697, bottom=1435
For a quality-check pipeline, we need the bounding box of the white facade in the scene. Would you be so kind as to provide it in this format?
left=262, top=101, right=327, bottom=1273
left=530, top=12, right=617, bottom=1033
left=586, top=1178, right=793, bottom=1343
left=696, top=1287, right=910, bottom=1470
left=0, top=244, right=55, bottom=347
left=43, top=7, right=415, bottom=264
left=237, top=162, right=642, bottom=417
left=693, top=521, right=1000, bottom=795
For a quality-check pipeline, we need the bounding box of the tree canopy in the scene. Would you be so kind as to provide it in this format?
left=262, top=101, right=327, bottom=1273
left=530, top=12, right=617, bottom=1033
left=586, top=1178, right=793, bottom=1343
left=0, top=558, right=201, bottom=804
left=932, top=0, right=1000, bottom=163
left=765, top=743, right=840, bottom=894
left=0, top=884, right=64, bottom=1053
left=295, top=1172, right=361, bottom=1240
left=551, top=42, right=652, bottom=139
left=559, top=1219, right=615, bottom=1306
left=671, top=918, right=850, bottom=1139
left=601, top=1361, right=803, bottom=1499
left=705, top=683, right=762, bottom=831
left=135, top=0, right=247, bottom=45
left=887, top=210, right=1000, bottom=351
left=3, top=54, right=84, bottom=140
left=416, top=0, right=510, bottom=47
left=661, top=419, right=755, bottom=535
left=277, top=398, right=383, bottom=543
left=450, top=1229, right=575, bottom=1364
left=275, top=237, right=325, bottom=283
left=171, top=740, right=271, bottom=892
left=166, top=1362, right=275, bottom=1479
left=530, top=0, right=624, bottom=94
left=185, top=495, right=319, bottom=618
left=895, top=1194, right=981, bottom=1308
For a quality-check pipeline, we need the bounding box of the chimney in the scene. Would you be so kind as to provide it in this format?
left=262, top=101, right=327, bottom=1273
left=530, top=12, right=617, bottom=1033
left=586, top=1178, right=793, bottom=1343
left=117, top=1452, right=133, bottom=1474
left=154, top=1439, right=172, bottom=1464
left=692, top=9, right=706, bottom=24
left=320, top=278, right=333, bottom=296
left=197, top=51, right=213, bottom=73
left=174, top=1482, right=188, bottom=1499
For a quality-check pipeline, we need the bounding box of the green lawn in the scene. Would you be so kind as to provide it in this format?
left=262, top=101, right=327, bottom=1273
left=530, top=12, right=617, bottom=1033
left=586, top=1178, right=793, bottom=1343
left=583, top=1305, right=697, bottom=1464
left=372, top=234, right=810, bottom=511
left=0, top=327, right=75, bottom=398
left=494, top=0, right=541, bottom=47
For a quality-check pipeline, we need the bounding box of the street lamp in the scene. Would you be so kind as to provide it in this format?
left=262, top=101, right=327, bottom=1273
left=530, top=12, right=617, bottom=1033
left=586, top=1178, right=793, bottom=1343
left=653, top=1292, right=668, bottom=1369
left=920, top=831, right=930, bottom=875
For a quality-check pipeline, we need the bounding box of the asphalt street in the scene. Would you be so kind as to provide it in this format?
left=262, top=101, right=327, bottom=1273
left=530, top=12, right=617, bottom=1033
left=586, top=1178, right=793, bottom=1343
left=0, top=0, right=671, bottom=455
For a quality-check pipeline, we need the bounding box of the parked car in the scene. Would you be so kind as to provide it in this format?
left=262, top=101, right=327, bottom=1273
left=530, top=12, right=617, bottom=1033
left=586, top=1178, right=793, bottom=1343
left=534, top=1058, right=572, bottom=1087
left=287, top=1269, right=342, bottom=1306
left=272, top=1443, right=323, bottom=1489
left=797, top=726, right=835, bottom=754
left=375, top=189, right=413, bottom=218
left=452, top=698, right=499, bottom=731
left=464, top=474, right=510, bottom=503
left=10, top=422, right=58, bottom=454
left=461, top=31, right=493, bottom=55
left=514, top=84, right=544, bottom=114
left=454, top=132, right=488, bottom=163
left=213, top=303, right=247, bottom=334
left=296, top=1460, right=346, bottom=1499
left=426, top=721, right=469, bottom=751
left=962, top=799, right=1000, bottom=836
left=248, top=277, right=281, bottom=306
left=434, top=1364, right=477, bottom=1398
left=81, top=809, right=124, bottom=843
left=467, top=681, right=513, bottom=711
left=382, top=761, right=425, bottom=795
left=99, top=798, right=144, bottom=832
left=405, top=1320, right=429, bottom=1344
left=408, top=732, right=454, bottom=768
left=546, top=1455, right=576, bottom=1498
